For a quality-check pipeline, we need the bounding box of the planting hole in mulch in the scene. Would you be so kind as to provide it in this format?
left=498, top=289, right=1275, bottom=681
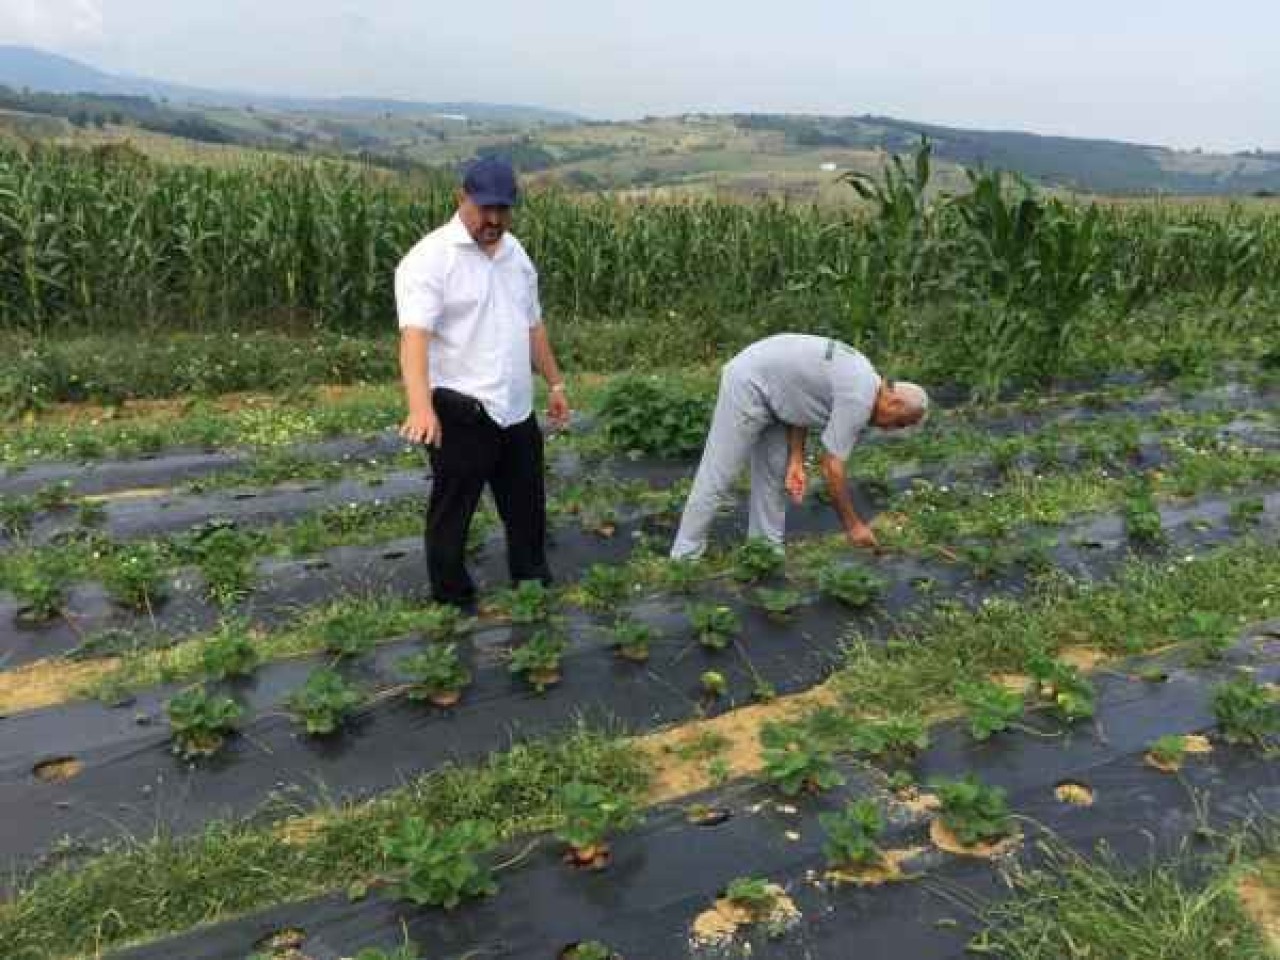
left=301, top=559, right=332, bottom=571
left=565, top=844, right=612, bottom=871
left=253, top=928, right=312, bottom=960
left=231, top=492, right=259, bottom=501
left=381, top=549, right=409, bottom=561
left=33, top=757, right=83, bottom=782
left=560, top=944, right=623, bottom=960
left=691, top=883, right=801, bottom=948
left=929, top=820, right=1022, bottom=859
left=826, top=847, right=924, bottom=886
left=1054, top=780, right=1095, bottom=806
left=687, top=805, right=733, bottom=827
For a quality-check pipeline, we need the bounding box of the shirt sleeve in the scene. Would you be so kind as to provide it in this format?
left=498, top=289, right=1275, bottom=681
left=820, top=387, right=873, bottom=461
left=395, top=249, right=444, bottom=331
left=523, top=254, right=543, bottom=329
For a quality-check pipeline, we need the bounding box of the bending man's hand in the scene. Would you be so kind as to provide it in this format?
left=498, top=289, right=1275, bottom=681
left=846, top=521, right=880, bottom=551
left=784, top=459, right=807, bottom=504
left=400, top=405, right=442, bottom=447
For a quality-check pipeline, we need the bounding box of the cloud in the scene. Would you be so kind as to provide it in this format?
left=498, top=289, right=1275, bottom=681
left=0, top=0, right=105, bottom=48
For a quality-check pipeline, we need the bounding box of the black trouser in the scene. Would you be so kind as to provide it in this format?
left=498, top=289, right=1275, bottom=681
left=425, top=388, right=551, bottom=605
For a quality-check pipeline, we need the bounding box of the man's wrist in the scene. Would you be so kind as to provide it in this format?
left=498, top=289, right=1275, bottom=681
left=549, top=381, right=567, bottom=394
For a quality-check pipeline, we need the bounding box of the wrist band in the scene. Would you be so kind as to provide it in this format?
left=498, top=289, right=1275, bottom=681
left=550, top=383, right=567, bottom=394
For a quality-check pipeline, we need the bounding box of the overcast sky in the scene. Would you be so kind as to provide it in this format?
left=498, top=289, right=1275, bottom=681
left=2, top=0, right=1277, bottom=151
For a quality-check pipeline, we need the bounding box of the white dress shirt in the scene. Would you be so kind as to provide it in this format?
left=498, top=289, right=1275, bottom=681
left=395, top=215, right=542, bottom=428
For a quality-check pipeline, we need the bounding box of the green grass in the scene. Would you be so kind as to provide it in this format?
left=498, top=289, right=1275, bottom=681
left=0, top=725, right=648, bottom=960
left=970, top=831, right=1279, bottom=959
left=834, top=540, right=1280, bottom=716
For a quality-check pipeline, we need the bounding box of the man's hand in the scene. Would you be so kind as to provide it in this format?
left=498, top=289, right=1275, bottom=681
left=784, top=459, right=807, bottom=504
left=846, top=522, right=880, bottom=551
left=400, top=405, right=442, bottom=447
left=547, top=386, right=571, bottom=431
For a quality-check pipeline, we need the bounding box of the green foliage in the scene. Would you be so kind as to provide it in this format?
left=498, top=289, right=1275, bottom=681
left=399, top=644, right=471, bottom=703
left=931, top=775, right=1016, bottom=847
left=610, top=619, right=655, bottom=660
left=820, top=799, right=885, bottom=869
left=688, top=602, right=741, bottom=650
left=1228, top=496, right=1265, bottom=531
left=418, top=603, right=472, bottom=641
left=287, top=668, right=362, bottom=736
left=1027, top=652, right=1097, bottom=722
left=563, top=943, right=614, bottom=960
left=1148, top=735, right=1188, bottom=767
left=701, top=670, right=727, bottom=698
left=661, top=557, right=704, bottom=594
left=557, top=781, right=639, bottom=855
left=731, top=539, right=785, bottom=583
left=755, top=587, right=803, bottom=618
left=725, top=877, right=778, bottom=913
left=9, top=554, right=66, bottom=620
left=597, top=377, right=712, bottom=457
left=509, top=629, right=567, bottom=692
left=1211, top=678, right=1278, bottom=747
left=102, top=544, right=167, bottom=611
left=760, top=723, right=845, bottom=796
left=958, top=680, right=1026, bottom=741
left=167, top=687, right=243, bottom=759
left=380, top=818, right=497, bottom=909
left=581, top=563, right=630, bottom=609
left=0, top=494, right=36, bottom=536
left=1123, top=479, right=1164, bottom=546
left=847, top=714, right=931, bottom=759
left=818, top=565, right=886, bottom=608
left=199, top=619, right=260, bottom=681
left=185, top=525, right=258, bottom=607
left=501, top=580, right=553, bottom=624
left=321, top=605, right=385, bottom=659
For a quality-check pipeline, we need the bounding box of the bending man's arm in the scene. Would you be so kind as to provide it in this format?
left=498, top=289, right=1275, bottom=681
left=820, top=452, right=878, bottom=549
left=785, top=425, right=807, bottom=503
left=399, top=328, right=440, bottom=446
left=530, top=322, right=571, bottom=429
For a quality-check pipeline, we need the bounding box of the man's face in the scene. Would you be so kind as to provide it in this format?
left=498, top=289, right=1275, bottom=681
left=458, top=193, right=513, bottom=248
left=870, top=384, right=924, bottom=431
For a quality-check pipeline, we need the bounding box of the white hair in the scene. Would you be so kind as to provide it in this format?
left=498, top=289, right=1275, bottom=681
left=894, top=381, right=930, bottom=424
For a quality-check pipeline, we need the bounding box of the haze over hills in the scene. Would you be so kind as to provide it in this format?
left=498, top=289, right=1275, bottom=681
left=0, top=45, right=580, bottom=124
left=2, top=45, right=1279, bottom=196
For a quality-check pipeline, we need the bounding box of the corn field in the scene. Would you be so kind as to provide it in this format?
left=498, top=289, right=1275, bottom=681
left=1, top=142, right=1278, bottom=389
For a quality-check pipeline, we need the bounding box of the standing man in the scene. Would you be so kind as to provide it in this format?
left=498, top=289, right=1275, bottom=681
left=396, top=157, right=570, bottom=608
left=671, top=334, right=928, bottom=559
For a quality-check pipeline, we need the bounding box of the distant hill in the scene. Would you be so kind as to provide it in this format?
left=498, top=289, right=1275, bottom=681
left=0, top=45, right=581, bottom=124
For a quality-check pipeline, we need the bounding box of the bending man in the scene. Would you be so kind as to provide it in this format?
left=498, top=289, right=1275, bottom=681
left=671, top=334, right=927, bottom=558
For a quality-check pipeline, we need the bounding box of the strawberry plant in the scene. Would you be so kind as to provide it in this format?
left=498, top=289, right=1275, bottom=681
left=581, top=563, right=630, bottom=610
left=688, top=603, right=741, bottom=651
left=610, top=619, right=655, bottom=662
left=321, top=606, right=384, bottom=659
left=419, top=603, right=472, bottom=641
left=957, top=680, right=1026, bottom=741
left=820, top=799, right=885, bottom=869
left=755, top=587, right=802, bottom=620
left=700, top=670, right=727, bottom=698
left=849, top=714, right=930, bottom=759
left=761, top=723, right=845, bottom=796
left=1027, top=652, right=1096, bottom=722
left=930, top=775, right=1015, bottom=847
left=399, top=644, right=471, bottom=707
left=0, top=494, right=35, bottom=537
left=187, top=525, right=258, bottom=607
left=818, top=565, right=886, bottom=608
left=381, top=817, right=496, bottom=909
left=510, top=628, right=567, bottom=692
left=562, top=943, right=616, bottom=960
left=501, top=580, right=553, bottom=624
left=1123, top=479, right=1164, bottom=546
left=287, top=667, right=362, bottom=736
left=557, top=781, right=639, bottom=868
left=1148, top=734, right=1188, bottom=769
left=103, top=544, right=168, bottom=612
left=725, top=877, right=777, bottom=914
left=200, top=619, right=259, bottom=680
left=662, top=558, right=703, bottom=594
left=1228, top=496, right=1265, bottom=531
left=731, top=539, right=784, bottom=583
left=11, top=557, right=66, bottom=622
left=167, top=686, right=243, bottom=759
left=1212, top=677, right=1278, bottom=747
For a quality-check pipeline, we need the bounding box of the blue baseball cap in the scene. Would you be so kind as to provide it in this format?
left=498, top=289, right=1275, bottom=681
left=463, top=156, right=519, bottom=207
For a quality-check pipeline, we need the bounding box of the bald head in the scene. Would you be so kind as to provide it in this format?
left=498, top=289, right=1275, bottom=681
left=871, top=379, right=930, bottom=430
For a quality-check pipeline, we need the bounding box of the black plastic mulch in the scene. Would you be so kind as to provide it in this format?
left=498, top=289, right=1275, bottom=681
left=107, top=629, right=1280, bottom=960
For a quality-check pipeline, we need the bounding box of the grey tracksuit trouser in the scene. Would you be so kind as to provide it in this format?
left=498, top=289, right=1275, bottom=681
left=671, top=365, right=789, bottom=559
